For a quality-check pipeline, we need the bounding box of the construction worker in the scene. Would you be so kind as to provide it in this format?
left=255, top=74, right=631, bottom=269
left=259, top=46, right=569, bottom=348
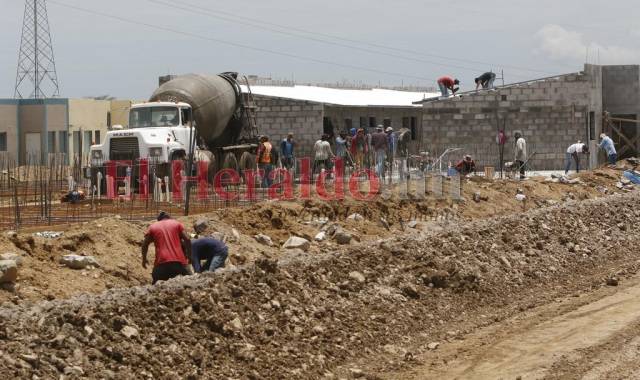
left=351, top=128, right=368, bottom=170
left=190, top=220, right=228, bottom=273
left=598, top=133, right=617, bottom=166
left=256, top=135, right=273, bottom=187
left=437, top=76, right=460, bottom=97
left=475, top=72, right=497, bottom=90
left=455, top=155, right=476, bottom=175
left=313, top=134, right=334, bottom=176
left=280, top=133, right=295, bottom=171
left=141, top=211, right=192, bottom=284
left=565, top=142, right=590, bottom=174
left=335, top=131, right=349, bottom=165
left=371, top=125, right=388, bottom=179
left=514, top=132, right=527, bottom=179
left=386, top=127, right=398, bottom=182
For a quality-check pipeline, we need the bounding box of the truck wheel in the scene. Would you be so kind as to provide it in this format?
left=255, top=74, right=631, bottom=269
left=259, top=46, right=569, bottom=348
left=222, top=153, right=238, bottom=172
left=239, top=152, right=257, bottom=186
left=207, top=156, right=217, bottom=184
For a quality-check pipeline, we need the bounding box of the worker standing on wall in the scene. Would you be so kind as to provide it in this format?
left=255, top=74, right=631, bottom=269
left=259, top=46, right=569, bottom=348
left=514, top=132, right=527, bottom=180
left=598, top=133, right=617, bottom=167
left=141, top=211, right=192, bottom=284
left=475, top=72, right=497, bottom=90
left=437, top=76, right=460, bottom=97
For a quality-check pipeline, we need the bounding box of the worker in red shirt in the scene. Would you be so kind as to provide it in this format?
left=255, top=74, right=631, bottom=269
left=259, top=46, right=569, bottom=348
left=437, top=76, right=460, bottom=97
left=141, top=211, right=192, bottom=284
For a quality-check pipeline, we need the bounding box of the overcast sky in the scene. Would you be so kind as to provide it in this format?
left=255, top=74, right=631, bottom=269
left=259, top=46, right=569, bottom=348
left=0, top=0, right=638, bottom=99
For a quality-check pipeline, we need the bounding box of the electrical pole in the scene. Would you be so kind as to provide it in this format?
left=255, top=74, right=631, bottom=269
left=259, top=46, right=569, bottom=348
left=15, top=0, right=60, bottom=99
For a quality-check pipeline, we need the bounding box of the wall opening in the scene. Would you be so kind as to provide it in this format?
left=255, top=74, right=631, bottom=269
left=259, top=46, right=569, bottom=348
left=359, top=116, right=367, bottom=128
left=47, top=131, right=56, bottom=153
left=369, top=117, right=377, bottom=128
left=410, top=117, right=418, bottom=140
left=0, top=132, right=6, bottom=151
left=322, top=117, right=334, bottom=137
left=383, top=118, right=391, bottom=127
left=344, top=118, right=353, bottom=131
left=588, top=111, right=595, bottom=141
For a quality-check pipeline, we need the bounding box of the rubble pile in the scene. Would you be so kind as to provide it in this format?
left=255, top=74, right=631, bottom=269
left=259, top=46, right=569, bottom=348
left=1, top=193, right=640, bottom=378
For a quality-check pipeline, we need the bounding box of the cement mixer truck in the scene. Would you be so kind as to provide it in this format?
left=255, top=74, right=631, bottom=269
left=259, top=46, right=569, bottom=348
left=89, top=72, right=261, bottom=192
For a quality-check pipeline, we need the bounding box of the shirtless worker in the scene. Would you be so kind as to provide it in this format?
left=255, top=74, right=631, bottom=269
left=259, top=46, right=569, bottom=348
left=141, top=211, right=192, bottom=284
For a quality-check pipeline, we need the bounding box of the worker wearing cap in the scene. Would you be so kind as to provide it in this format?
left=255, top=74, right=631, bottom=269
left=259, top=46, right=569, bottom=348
left=437, top=76, right=460, bottom=97
left=141, top=211, right=192, bottom=284
left=190, top=220, right=228, bottom=273
left=371, top=125, right=388, bottom=179
left=598, top=133, right=617, bottom=166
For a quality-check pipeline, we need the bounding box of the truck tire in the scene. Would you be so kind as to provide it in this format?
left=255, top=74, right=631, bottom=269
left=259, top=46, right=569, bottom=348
left=206, top=156, right=217, bottom=184
left=239, top=152, right=257, bottom=186
left=222, top=152, right=238, bottom=172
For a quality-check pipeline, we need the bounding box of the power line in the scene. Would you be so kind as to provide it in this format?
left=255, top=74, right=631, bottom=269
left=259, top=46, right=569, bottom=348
left=47, top=0, right=439, bottom=84
left=148, top=0, right=562, bottom=77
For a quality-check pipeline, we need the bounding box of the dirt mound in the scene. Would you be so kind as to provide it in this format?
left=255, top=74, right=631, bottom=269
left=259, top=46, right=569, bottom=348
left=1, top=192, right=639, bottom=379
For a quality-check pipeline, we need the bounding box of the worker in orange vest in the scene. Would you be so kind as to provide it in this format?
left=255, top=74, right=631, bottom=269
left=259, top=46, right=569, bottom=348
left=256, top=135, right=274, bottom=188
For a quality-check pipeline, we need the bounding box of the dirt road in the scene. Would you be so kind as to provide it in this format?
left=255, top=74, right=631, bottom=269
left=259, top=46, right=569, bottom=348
left=391, top=274, right=640, bottom=380
left=2, top=190, right=640, bottom=379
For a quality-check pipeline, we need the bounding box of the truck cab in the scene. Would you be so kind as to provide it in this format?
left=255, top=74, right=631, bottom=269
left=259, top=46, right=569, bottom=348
left=90, top=101, right=197, bottom=166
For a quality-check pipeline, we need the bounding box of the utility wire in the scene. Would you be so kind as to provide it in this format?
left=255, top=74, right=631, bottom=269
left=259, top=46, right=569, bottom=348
left=148, top=0, right=562, bottom=77
left=48, top=0, right=439, bottom=84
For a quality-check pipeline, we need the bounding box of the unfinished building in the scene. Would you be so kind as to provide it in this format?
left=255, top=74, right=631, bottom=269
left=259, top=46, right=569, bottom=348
left=416, top=64, right=640, bottom=170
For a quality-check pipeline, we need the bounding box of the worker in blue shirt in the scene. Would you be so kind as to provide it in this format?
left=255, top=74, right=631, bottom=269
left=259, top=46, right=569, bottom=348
left=280, top=133, right=295, bottom=171
left=598, top=133, right=617, bottom=166
left=190, top=220, right=228, bottom=273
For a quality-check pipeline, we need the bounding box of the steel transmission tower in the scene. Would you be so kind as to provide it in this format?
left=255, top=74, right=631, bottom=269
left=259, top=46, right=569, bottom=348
left=14, top=0, right=60, bottom=99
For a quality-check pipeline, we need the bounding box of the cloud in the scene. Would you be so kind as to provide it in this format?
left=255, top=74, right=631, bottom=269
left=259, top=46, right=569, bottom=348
left=535, top=24, right=640, bottom=64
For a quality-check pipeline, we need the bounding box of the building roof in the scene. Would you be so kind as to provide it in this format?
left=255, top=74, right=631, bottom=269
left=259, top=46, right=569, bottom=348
left=240, top=85, right=439, bottom=107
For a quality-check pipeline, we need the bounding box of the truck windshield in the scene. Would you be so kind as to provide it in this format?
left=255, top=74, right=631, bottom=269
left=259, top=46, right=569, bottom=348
left=130, top=107, right=180, bottom=128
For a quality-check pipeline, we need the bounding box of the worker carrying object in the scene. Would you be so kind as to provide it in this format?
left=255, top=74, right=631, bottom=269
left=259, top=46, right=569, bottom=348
left=565, top=142, right=590, bottom=174
left=437, top=76, right=460, bottom=97
left=190, top=219, right=228, bottom=273
left=455, top=155, right=476, bottom=175
left=141, top=211, right=192, bottom=284
left=598, top=133, right=617, bottom=167
left=475, top=72, right=497, bottom=90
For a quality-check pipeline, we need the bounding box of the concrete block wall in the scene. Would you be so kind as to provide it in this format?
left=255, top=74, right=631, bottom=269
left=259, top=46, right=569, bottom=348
left=421, top=69, right=602, bottom=170
left=253, top=95, right=324, bottom=158
left=602, top=65, right=640, bottom=116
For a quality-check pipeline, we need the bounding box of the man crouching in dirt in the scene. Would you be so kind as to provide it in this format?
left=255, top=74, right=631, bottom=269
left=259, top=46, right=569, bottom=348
left=141, top=211, right=192, bottom=284
left=190, top=220, right=228, bottom=273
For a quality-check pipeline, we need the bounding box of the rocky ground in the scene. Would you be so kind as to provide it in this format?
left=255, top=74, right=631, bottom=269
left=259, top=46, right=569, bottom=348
left=1, top=185, right=639, bottom=379
left=0, top=166, right=626, bottom=305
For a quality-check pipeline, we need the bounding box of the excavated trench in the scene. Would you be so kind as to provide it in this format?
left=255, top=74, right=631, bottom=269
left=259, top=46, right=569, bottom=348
left=1, top=192, right=640, bottom=379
